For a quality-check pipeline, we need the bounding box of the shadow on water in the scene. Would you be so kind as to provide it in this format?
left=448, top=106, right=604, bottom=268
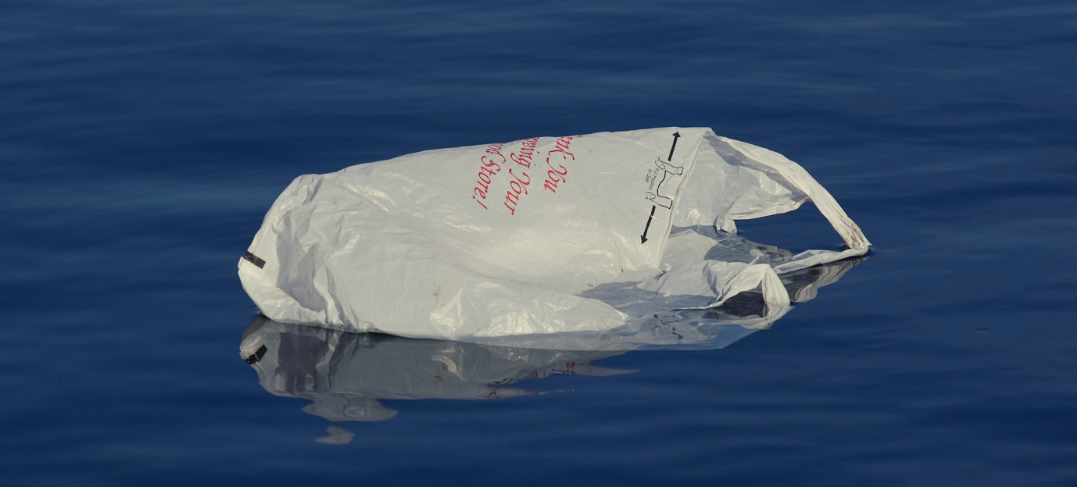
left=239, top=256, right=865, bottom=442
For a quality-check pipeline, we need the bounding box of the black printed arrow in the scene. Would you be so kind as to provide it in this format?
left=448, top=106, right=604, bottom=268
left=667, top=131, right=681, bottom=162
left=641, top=205, right=656, bottom=244
left=641, top=133, right=682, bottom=244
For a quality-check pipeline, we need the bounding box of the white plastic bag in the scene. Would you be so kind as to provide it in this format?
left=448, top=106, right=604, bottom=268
left=239, top=127, right=870, bottom=340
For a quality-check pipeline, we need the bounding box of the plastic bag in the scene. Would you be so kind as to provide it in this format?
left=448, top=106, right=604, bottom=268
left=239, top=127, right=870, bottom=340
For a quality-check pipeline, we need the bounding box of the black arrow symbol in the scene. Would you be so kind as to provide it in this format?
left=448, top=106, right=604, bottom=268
left=667, top=131, right=681, bottom=162
left=641, top=205, right=656, bottom=244
left=641, top=132, right=681, bottom=245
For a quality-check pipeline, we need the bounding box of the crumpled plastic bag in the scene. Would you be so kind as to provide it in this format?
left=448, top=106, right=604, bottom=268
left=239, top=127, right=870, bottom=340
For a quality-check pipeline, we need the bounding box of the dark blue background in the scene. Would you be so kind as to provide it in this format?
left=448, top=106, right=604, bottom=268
left=2, top=1, right=1075, bottom=485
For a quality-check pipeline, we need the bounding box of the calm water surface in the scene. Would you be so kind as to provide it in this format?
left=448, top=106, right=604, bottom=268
left=2, top=1, right=1076, bottom=485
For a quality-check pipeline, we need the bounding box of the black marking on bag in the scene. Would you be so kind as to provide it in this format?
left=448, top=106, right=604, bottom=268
left=244, top=251, right=265, bottom=268
left=245, top=345, right=267, bottom=364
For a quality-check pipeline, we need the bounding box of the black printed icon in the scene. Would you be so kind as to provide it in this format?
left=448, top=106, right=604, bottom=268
left=641, top=132, right=683, bottom=244
left=645, top=157, right=683, bottom=209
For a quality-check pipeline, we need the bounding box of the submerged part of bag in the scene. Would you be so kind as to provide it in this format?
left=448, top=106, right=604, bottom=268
left=239, top=128, right=870, bottom=340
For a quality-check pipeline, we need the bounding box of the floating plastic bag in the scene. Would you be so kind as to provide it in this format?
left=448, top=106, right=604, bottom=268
left=239, top=127, right=870, bottom=340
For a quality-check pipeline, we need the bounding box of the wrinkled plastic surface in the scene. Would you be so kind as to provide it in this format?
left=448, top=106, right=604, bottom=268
left=239, top=127, right=870, bottom=340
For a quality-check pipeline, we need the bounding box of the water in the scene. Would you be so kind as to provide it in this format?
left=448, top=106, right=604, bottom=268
left=2, top=1, right=1076, bottom=485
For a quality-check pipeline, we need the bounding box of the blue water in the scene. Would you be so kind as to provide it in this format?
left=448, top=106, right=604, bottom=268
left=3, top=1, right=1076, bottom=485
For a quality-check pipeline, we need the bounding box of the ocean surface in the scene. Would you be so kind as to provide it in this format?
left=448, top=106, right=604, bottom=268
left=2, top=1, right=1076, bottom=485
